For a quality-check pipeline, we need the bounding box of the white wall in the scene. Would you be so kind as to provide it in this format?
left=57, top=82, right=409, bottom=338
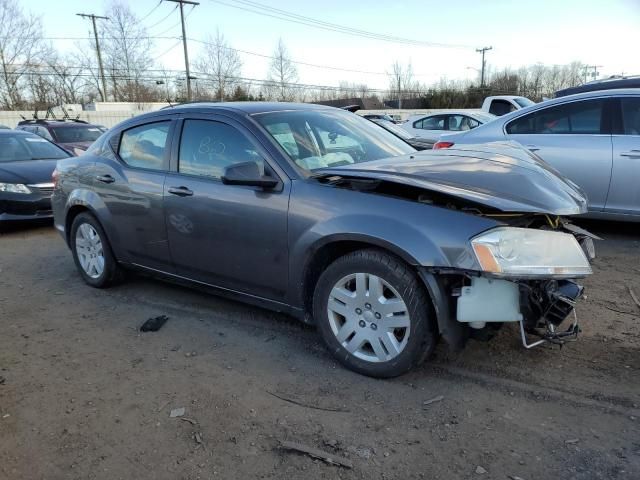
left=0, top=107, right=483, bottom=129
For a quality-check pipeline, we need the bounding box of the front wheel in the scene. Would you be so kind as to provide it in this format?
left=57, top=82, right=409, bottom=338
left=313, top=249, right=437, bottom=378
left=70, top=212, right=123, bottom=288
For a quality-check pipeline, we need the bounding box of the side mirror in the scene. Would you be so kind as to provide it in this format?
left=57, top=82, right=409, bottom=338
left=221, top=161, right=279, bottom=189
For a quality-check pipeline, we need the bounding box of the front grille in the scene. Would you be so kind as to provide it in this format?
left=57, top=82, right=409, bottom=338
left=28, top=183, right=54, bottom=197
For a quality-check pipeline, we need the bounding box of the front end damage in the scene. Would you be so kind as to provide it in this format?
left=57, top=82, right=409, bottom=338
left=313, top=167, right=596, bottom=352
left=424, top=213, right=596, bottom=352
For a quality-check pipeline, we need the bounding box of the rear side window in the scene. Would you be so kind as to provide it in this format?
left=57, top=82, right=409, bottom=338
left=489, top=100, right=516, bottom=116
left=621, top=97, right=640, bottom=135
left=118, top=122, right=170, bottom=170
left=414, top=115, right=446, bottom=130
left=448, top=115, right=480, bottom=131
left=178, top=119, right=263, bottom=179
left=506, top=100, right=604, bottom=135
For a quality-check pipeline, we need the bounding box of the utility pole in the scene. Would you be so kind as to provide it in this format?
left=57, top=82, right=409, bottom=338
left=165, top=0, right=199, bottom=101
left=582, top=65, right=603, bottom=83
left=476, top=46, right=493, bottom=88
left=77, top=13, right=109, bottom=102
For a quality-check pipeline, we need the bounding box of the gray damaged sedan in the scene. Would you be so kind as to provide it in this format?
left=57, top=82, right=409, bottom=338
left=52, top=102, right=595, bottom=377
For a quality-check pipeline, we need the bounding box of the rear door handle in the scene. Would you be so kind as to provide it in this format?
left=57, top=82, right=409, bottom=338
left=526, top=145, right=540, bottom=152
left=167, top=186, right=194, bottom=197
left=95, top=174, right=115, bottom=184
left=620, top=150, right=640, bottom=158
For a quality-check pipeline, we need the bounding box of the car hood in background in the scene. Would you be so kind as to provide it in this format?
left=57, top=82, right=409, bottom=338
left=59, top=141, right=92, bottom=152
left=0, top=159, right=59, bottom=184
left=315, top=142, right=588, bottom=215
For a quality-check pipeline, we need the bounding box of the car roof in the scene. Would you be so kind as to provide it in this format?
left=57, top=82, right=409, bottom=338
left=0, top=129, right=30, bottom=136
left=17, top=120, right=99, bottom=128
left=163, top=101, right=336, bottom=115
left=407, top=111, right=488, bottom=120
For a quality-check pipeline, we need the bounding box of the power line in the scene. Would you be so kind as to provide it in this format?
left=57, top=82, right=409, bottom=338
left=208, top=0, right=474, bottom=49
left=137, top=0, right=164, bottom=23
left=145, top=4, right=178, bottom=30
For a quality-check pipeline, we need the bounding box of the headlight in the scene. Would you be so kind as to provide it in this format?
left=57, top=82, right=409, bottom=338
left=471, top=227, right=592, bottom=277
left=0, top=183, right=31, bottom=194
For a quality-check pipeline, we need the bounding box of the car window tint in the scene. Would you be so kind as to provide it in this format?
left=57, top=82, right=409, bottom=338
left=621, top=97, right=640, bottom=135
left=37, top=127, right=54, bottom=141
left=506, top=100, right=604, bottom=135
left=447, top=115, right=480, bottom=131
left=178, top=119, right=263, bottom=179
left=119, top=122, right=170, bottom=170
left=489, top=100, right=516, bottom=116
left=416, top=115, right=446, bottom=130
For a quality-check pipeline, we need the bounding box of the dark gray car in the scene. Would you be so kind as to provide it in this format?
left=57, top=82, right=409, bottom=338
left=52, top=102, right=594, bottom=378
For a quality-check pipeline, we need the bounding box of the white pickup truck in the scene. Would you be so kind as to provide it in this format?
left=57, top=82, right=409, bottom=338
left=481, top=96, right=535, bottom=116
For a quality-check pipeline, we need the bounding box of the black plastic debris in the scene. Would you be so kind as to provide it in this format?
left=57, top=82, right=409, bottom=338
left=140, top=315, right=169, bottom=332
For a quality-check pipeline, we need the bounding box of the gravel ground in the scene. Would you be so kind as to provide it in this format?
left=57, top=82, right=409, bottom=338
left=0, top=220, right=638, bottom=480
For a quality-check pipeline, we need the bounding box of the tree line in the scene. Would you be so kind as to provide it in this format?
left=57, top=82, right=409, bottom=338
left=0, top=0, right=587, bottom=111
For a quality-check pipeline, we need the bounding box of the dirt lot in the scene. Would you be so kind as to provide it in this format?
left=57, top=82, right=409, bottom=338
left=0, top=220, right=638, bottom=480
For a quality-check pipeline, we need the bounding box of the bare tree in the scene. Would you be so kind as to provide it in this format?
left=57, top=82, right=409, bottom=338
left=0, top=0, right=47, bottom=109
left=266, top=38, right=298, bottom=102
left=195, top=29, right=242, bottom=101
left=101, top=1, right=153, bottom=102
left=387, top=61, right=414, bottom=108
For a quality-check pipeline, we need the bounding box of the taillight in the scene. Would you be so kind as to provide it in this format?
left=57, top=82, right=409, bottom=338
left=52, top=168, right=59, bottom=188
left=433, top=141, right=454, bottom=150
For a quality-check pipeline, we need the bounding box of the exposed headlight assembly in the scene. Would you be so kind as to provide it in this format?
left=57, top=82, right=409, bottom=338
left=471, top=227, right=592, bottom=278
left=0, top=183, right=31, bottom=194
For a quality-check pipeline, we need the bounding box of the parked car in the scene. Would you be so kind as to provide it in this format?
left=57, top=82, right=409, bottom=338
left=361, top=113, right=398, bottom=123
left=0, top=124, right=10, bottom=129
left=368, top=118, right=433, bottom=150
left=0, top=129, right=71, bottom=221
left=402, top=111, right=495, bottom=142
left=16, top=119, right=105, bottom=155
left=435, top=88, right=640, bottom=221
left=481, top=96, right=535, bottom=116
left=53, top=102, right=594, bottom=378
left=556, top=75, right=640, bottom=97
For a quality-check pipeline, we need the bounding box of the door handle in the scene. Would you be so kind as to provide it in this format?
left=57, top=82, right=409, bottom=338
left=620, top=150, right=640, bottom=158
left=95, top=174, right=115, bottom=184
left=526, top=145, right=540, bottom=152
left=167, top=186, right=194, bottom=197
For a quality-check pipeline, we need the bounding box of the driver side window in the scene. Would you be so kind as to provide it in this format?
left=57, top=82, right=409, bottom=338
left=178, top=119, right=263, bottom=179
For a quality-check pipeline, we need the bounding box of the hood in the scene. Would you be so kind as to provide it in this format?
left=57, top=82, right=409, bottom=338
left=315, top=142, right=588, bottom=215
left=0, top=159, right=59, bottom=184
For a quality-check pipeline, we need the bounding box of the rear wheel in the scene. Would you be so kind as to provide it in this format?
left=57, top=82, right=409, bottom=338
left=314, top=249, right=437, bottom=378
left=70, top=212, right=123, bottom=288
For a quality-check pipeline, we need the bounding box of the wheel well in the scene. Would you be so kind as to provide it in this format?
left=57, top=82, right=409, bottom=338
left=302, top=241, right=422, bottom=323
left=65, top=205, right=90, bottom=245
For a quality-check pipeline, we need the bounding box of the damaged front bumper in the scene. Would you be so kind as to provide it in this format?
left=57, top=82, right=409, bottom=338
left=456, top=276, right=583, bottom=349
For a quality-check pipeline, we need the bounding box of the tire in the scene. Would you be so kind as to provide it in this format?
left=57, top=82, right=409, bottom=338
left=70, top=212, right=123, bottom=288
left=313, top=249, right=437, bottom=378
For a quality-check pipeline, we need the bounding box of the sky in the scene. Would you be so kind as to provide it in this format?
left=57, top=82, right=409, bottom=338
left=19, top=0, right=640, bottom=91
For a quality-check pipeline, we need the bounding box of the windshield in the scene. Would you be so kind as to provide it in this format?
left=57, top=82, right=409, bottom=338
left=514, top=97, right=535, bottom=108
left=254, top=109, right=415, bottom=171
left=51, top=125, right=103, bottom=143
left=0, top=133, right=70, bottom=162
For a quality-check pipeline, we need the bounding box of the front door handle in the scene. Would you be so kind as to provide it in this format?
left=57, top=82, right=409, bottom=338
left=620, top=150, right=640, bottom=158
left=95, top=174, right=115, bottom=184
left=526, top=145, right=540, bottom=152
left=168, top=186, right=194, bottom=197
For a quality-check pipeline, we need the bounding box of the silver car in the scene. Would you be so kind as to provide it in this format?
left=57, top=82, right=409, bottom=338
left=436, top=89, right=640, bottom=221
left=402, top=111, right=496, bottom=143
